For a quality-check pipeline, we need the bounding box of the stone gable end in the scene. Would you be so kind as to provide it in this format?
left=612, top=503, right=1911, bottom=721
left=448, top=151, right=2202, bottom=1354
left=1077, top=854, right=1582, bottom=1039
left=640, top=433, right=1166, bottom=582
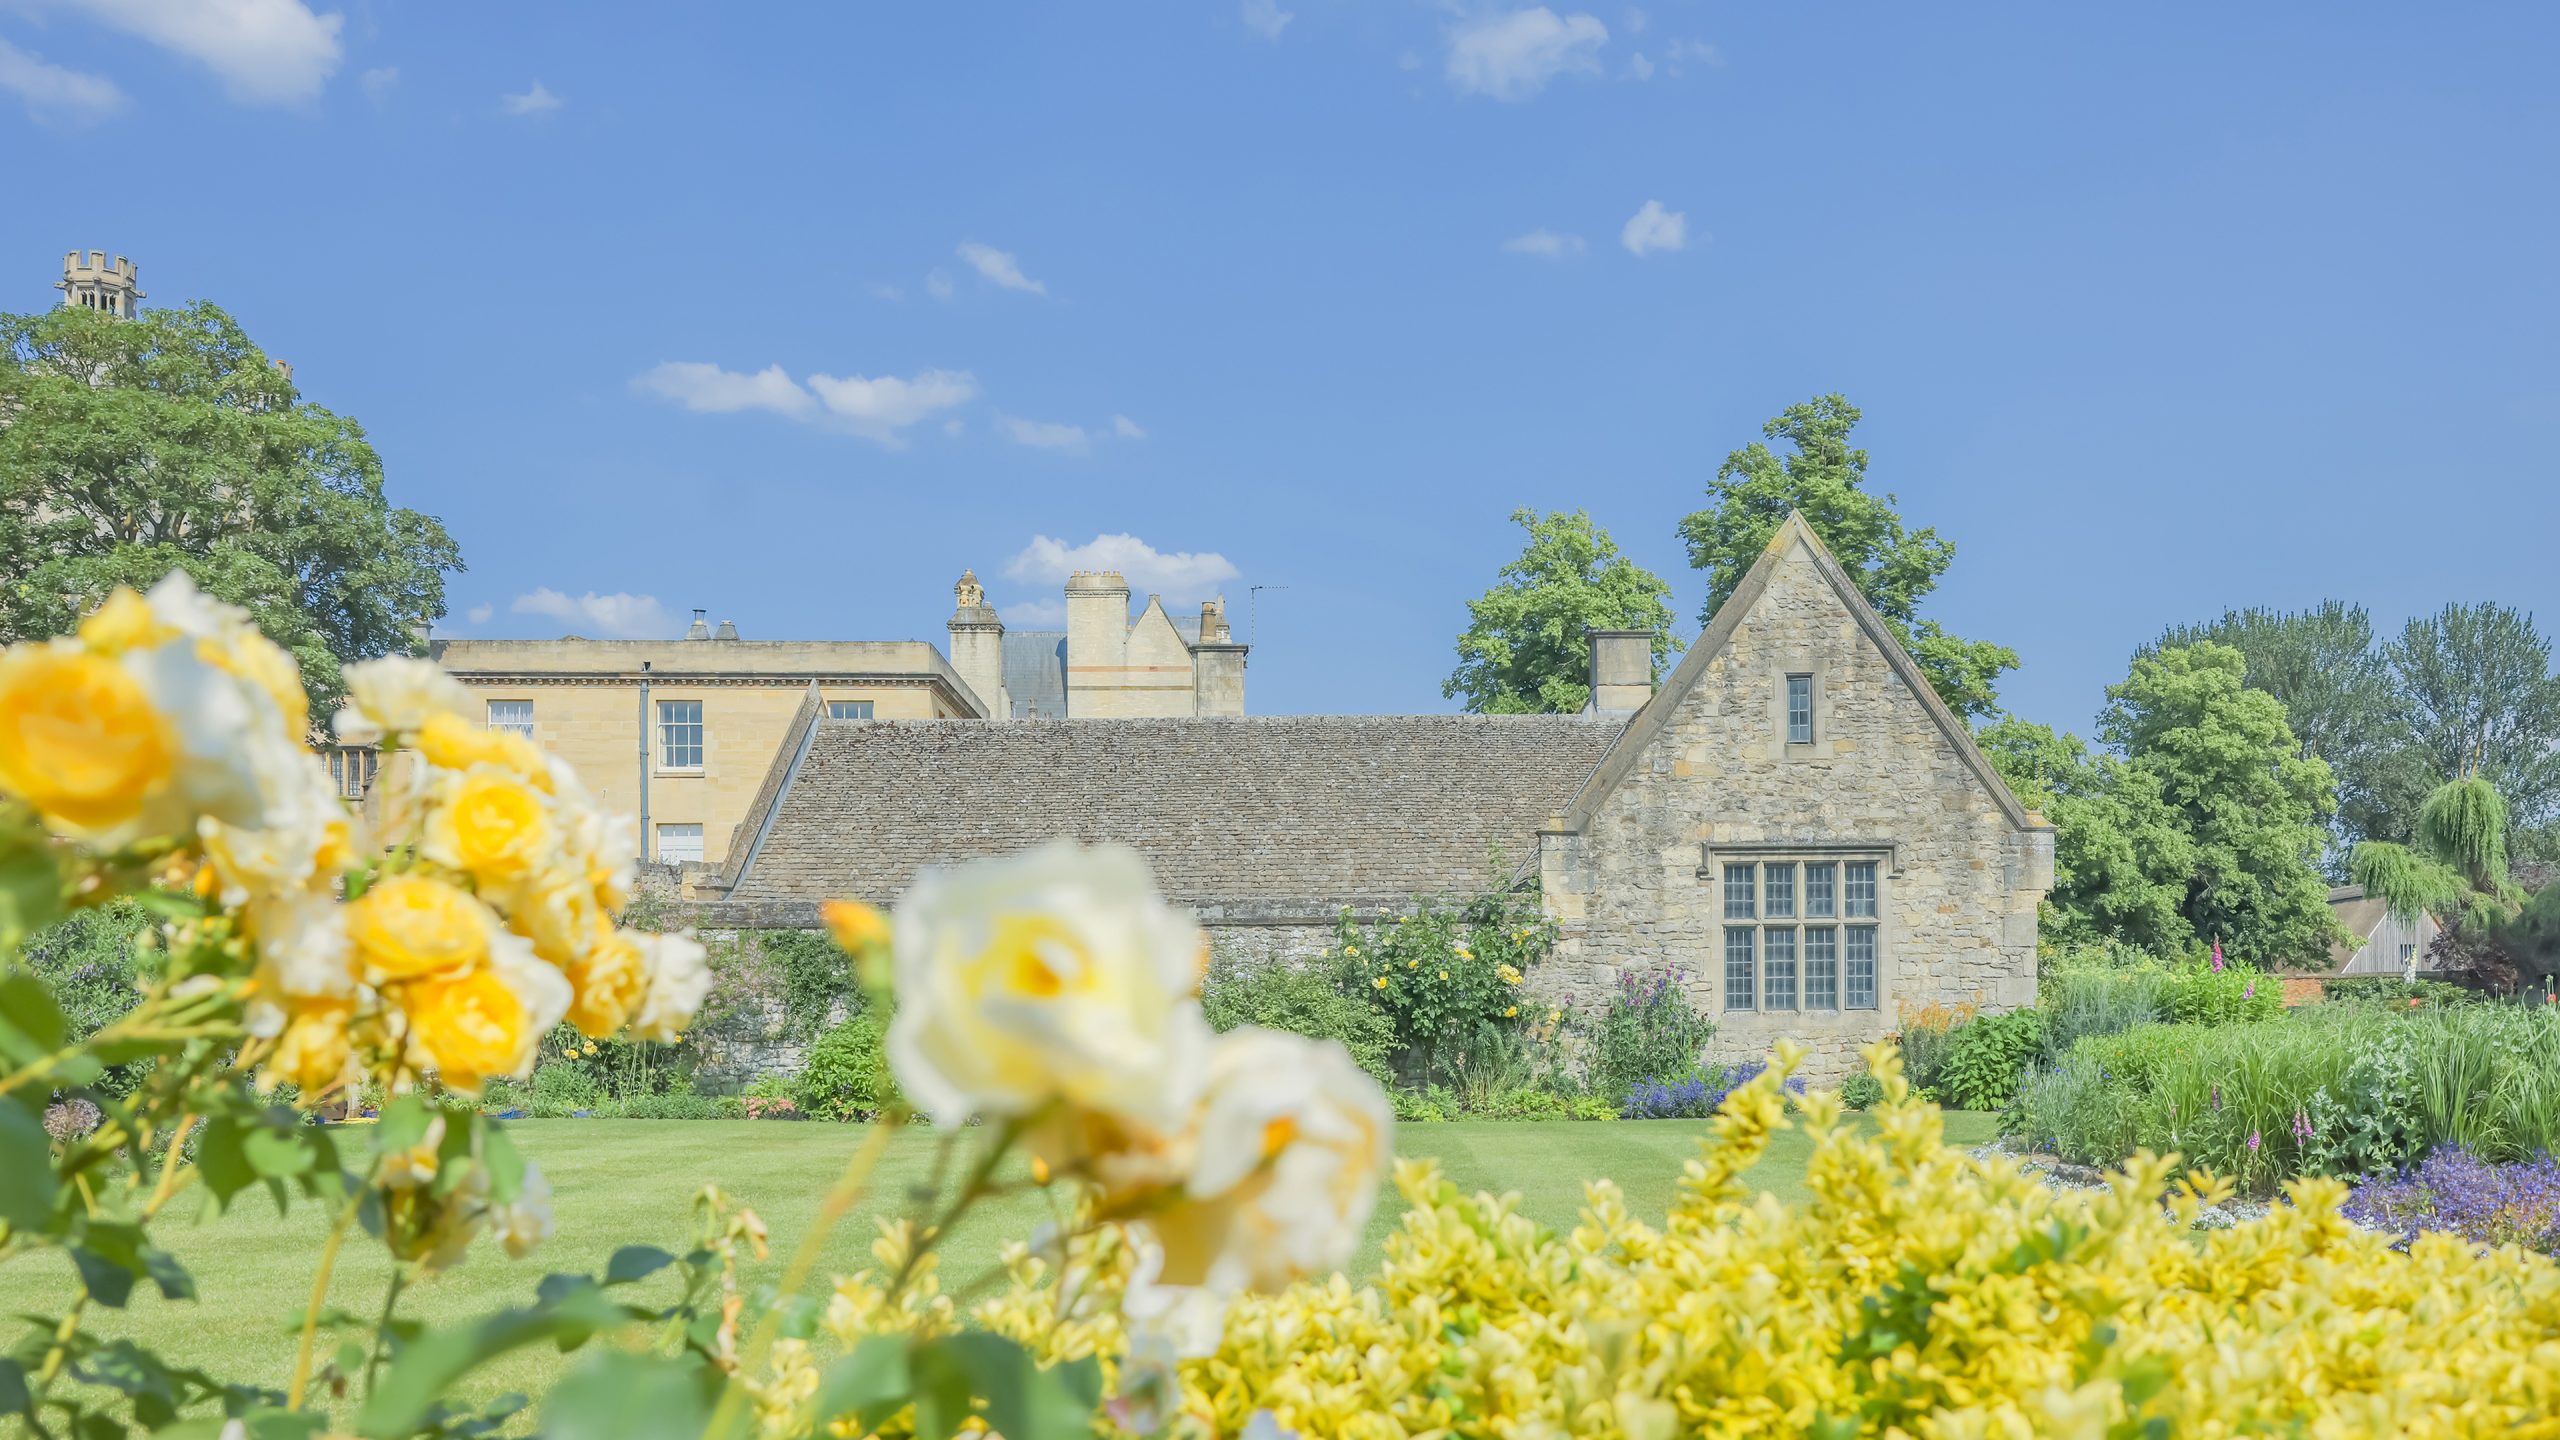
left=1540, top=530, right=2051, bottom=1082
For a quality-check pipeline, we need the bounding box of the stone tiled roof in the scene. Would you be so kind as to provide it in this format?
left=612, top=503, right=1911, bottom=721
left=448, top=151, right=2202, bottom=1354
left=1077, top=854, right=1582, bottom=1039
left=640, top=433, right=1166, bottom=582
left=728, top=714, right=1625, bottom=917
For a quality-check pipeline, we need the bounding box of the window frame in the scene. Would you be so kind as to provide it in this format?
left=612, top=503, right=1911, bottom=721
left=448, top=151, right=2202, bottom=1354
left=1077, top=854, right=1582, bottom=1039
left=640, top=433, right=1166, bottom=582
left=1705, top=845, right=1889, bottom=1013
left=486, top=699, right=535, bottom=738
left=826, top=700, right=875, bottom=721
left=654, top=822, right=705, bottom=865
left=1785, top=672, right=1815, bottom=745
left=656, top=699, right=705, bottom=771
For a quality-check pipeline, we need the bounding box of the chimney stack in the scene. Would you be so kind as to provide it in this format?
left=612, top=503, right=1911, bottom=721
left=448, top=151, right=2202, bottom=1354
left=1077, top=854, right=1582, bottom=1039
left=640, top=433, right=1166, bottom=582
left=685, top=608, right=710, bottom=641
left=1585, top=630, right=1655, bottom=717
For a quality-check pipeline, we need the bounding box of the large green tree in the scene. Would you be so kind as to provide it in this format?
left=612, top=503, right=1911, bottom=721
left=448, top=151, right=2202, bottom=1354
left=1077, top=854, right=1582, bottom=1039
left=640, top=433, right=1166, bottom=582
left=1978, top=716, right=2196, bottom=955
left=1446, top=507, right=1676, bottom=714
left=2097, top=642, right=2345, bottom=965
left=0, top=300, right=460, bottom=727
left=1677, top=394, right=2017, bottom=721
left=2350, top=777, right=2527, bottom=982
left=2385, top=603, right=2560, bottom=846
left=2151, top=602, right=2433, bottom=856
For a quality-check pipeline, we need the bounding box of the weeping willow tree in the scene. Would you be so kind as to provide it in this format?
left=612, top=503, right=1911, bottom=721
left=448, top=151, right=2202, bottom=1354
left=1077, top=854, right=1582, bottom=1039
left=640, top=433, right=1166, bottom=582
left=2348, top=777, right=2528, bottom=979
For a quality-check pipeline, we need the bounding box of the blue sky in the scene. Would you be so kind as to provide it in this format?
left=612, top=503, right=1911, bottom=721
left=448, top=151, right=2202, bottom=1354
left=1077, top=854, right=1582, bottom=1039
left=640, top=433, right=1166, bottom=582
left=5, top=2, right=2556, bottom=734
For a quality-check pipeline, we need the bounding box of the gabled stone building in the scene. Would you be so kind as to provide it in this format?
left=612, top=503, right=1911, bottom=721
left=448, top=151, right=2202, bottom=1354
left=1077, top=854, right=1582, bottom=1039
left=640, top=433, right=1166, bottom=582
left=708, top=514, right=2051, bottom=1079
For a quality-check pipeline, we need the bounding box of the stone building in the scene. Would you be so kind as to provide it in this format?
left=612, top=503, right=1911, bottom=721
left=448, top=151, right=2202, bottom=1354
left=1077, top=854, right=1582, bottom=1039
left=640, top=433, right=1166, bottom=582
left=707, top=514, right=2052, bottom=1080
left=421, top=572, right=1249, bottom=868
left=58, top=251, right=143, bottom=316
left=946, top=568, right=1246, bottom=720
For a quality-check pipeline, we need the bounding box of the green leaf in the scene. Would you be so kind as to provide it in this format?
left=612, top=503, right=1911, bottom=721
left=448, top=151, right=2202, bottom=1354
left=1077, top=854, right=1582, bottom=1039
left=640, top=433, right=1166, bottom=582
left=537, top=1350, right=714, bottom=1440
left=0, top=837, right=65, bottom=949
left=73, top=1246, right=138, bottom=1309
left=357, top=1288, right=630, bottom=1438
left=810, top=1336, right=912, bottom=1431
left=244, top=1127, right=314, bottom=1180
left=373, top=1093, right=431, bottom=1157
left=142, top=1245, right=194, bottom=1301
left=0, top=1101, right=55, bottom=1231
left=602, top=1245, right=675, bottom=1287
left=482, top=1121, right=525, bottom=1205
left=194, top=1118, right=254, bottom=1207
left=922, top=1333, right=1100, bottom=1440
left=0, top=1356, right=28, bottom=1415
left=0, top=971, right=68, bottom=1066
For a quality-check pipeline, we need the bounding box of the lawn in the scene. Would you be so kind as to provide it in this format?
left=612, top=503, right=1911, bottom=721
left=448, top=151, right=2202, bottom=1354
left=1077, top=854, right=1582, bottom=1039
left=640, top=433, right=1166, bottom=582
left=4, top=1111, right=1994, bottom=1410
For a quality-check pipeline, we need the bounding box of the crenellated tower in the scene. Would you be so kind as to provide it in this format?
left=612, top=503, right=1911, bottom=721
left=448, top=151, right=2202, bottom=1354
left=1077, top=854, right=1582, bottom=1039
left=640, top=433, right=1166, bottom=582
left=58, top=251, right=142, bottom=317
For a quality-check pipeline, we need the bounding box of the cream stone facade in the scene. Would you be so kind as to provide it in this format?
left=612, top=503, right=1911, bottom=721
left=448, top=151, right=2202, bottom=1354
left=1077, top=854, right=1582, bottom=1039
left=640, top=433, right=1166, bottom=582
left=946, top=568, right=1246, bottom=721
left=711, top=513, right=2050, bottom=1083
left=426, top=630, right=981, bottom=868
left=1536, top=515, right=2053, bottom=1081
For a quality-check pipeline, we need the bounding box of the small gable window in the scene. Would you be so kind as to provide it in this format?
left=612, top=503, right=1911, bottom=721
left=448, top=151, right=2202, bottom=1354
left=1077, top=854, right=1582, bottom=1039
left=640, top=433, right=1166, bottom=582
left=1785, top=673, right=1814, bottom=744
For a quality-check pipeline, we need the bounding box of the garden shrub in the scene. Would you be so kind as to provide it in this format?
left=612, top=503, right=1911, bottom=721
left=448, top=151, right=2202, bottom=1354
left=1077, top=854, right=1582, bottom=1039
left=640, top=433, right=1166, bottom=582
left=2159, top=960, right=2283, bottom=1025
left=793, top=1009, right=899, bottom=1121
left=2343, top=1146, right=2560, bottom=1254
left=1935, top=1008, right=2045, bottom=1110
left=2009, top=1005, right=2560, bottom=1190
left=1200, top=954, right=1395, bottom=1085
left=1838, top=1071, right=1884, bottom=1109
left=21, top=899, right=155, bottom=1098
left=1584, top=968, right=1717, bottom=1102
left=1391, top=1086, right=1458, bottom=1123
left=2324, top=974, right=2480, bottom=1008
left=757, top=927, right=859, bottom=1041
left=1330, top=883, right=1554, bottom=1086
left=530, top=1062, right=601, bottom=1116
left=2036, top=964, right=2168, bottom=1058
left=1890, top=997, right=1973, bottom=1097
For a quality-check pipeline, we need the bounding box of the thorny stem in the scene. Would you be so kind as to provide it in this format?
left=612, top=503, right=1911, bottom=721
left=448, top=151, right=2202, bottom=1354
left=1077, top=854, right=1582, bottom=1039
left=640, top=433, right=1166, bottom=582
left=286, top=1183, right=368, bottom=1410
left=700, top=1113, right=904, bottom=1440
left=366, top=1268, right=409, bottom=1398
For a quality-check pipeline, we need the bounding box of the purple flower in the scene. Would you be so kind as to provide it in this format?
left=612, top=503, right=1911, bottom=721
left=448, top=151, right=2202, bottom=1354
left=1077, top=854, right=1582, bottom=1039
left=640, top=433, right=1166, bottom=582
left=2211, top=939, right=2225, bottom=973
left=2247, top=1129, right=2261, bottom=1152
left=2211, top=1085, right=2222, bottom=1112
left=2345, top=1148, right=2560, bottom=1255
left=2292, top=1108, right=2314, bottom=1143
left=2244, top=980, right=2256, bottom=1000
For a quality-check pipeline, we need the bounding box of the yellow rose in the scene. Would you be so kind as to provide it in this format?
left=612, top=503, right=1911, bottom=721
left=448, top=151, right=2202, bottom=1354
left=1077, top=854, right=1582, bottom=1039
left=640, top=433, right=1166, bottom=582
left=1373, top=977, right=1387, bottom=990
left=888, top=842, right=1211, bottom=1129
left=1504, top=1005, right=1518, bottom=1018
left=1345, top=946, right=1360, bottom=957
left=198, top=631, right=310, bottom=742
left=0, top=643, right=178, bottom=834
left=1438, top=969, right=1448, bottom=980
left=76, top=588, right=174, bottom=656
left=415, top=711, right=546, bottom=783
left=265, top=1000, right=355, bottom=1099
left=564, top=928, right=649, bottom=1038
left=400, top=967, right=529, bottom=1094
left=426, top=766, right=554, bottom=882
left=506, top=869, right=601, bottom=969
left=347, top=874, right=490, bottom=981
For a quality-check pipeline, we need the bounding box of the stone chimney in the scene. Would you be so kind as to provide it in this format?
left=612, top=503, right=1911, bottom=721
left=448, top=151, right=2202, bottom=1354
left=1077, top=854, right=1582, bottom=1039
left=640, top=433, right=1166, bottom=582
left=1585, top=630, right=1655, bottom=716
left=712, top=618, right=739, bottom=641
left=1190, top=596, right=1247, bottom=716
left=946, top=568, right=1009, bottom=719
left=1064, top=570, right=1130, bottom=717
left=685, top=608, right=710, bottom=641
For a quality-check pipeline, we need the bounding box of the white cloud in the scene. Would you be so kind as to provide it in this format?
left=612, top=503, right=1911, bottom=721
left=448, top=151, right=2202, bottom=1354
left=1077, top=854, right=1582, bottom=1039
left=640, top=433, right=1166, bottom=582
left=42, top=0, right=341, bottom=105
left=865, top=281, right=904, bottom=301
left=999, top=416, right=1091, bottom=454
left=956, top=241, right=1045, bottom=295
left=1667, top=37, right=1721, bottom=66
left=1005, top=534, right=1240, bottom=604
left=1623, top=7, right=1648, bottom=33
left=1628, top=51, right=1652, bottom=80
left=359, top=64, right=396, bottom=101
left=1503, top=228, right=1585, bottom=260
left=804, top=368, right=978, bottom=446
left=510, top=588, right=675, bottom=639
left=465, top=603, right=494, bottom=625
left=1112, top=414, right=1147, bottom=440
left=634, top=360, right=976, bottom=446
left=943, top=418, right=966, bottom=437
left=925, top=268, right=955, bottom=300
left=632, top=361, right=816, bottom=420
left=1240, top=0, right=1293, bottom=40
left=1620, top=198, right=1686, bottom=256
left=501, top=80, right=561, bottom=116
left=0, top=35, right=125, bottom=124
left=1445, top=7, right=1607, bottom=101
left=1001, top=597, right=1068, bottom=626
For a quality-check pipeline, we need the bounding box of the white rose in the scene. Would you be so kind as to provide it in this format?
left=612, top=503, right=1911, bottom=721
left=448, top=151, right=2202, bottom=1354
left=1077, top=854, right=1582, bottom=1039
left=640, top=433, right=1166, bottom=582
left=487, top=925, right=572, bottom=1051
left=342, top=655, right=472, bottom=737
left=885, top=842, right=1212, bottom=1129
left=485, top=1162, right=555, bottom=1259
left=1140, top=1026, right=1393, bottom=1295
left=629, top=931, right=711, bottom=1042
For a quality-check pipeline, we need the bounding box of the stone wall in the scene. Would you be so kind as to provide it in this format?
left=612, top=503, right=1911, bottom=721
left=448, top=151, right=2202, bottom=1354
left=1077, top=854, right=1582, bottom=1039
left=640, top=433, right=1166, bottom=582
left=1538, top=535, right=2052, bottom=1083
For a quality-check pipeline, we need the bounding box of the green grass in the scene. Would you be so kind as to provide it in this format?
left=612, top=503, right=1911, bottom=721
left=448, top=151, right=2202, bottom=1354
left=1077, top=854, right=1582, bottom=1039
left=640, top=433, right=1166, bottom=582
left=3, top=1111, right=1993, bottom=1410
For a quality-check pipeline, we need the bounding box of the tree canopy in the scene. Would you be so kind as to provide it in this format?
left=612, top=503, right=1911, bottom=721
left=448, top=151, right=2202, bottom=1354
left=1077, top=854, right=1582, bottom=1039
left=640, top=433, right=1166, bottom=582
left=1984, top=642, right=2343, bottom=965
left=0, top=299, right=460, bottom=727
left=1446, top=507, right=1676, bottom=714
left=1677, top=395, right=2015, bottom=721
left=2386, top=603, right=2560, bottom=846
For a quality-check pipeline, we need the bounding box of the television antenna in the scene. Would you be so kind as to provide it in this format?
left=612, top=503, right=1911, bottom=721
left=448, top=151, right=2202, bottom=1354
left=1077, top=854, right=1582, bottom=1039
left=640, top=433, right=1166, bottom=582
left=1248, top=584, right=1287, bottom=646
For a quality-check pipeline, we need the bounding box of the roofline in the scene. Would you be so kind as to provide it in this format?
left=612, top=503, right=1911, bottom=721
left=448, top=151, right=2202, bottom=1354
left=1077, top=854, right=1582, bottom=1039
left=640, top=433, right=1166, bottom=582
left=720, top=682, right=829, bottom=892
left=1557, top=510, right=2045, bottom=834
